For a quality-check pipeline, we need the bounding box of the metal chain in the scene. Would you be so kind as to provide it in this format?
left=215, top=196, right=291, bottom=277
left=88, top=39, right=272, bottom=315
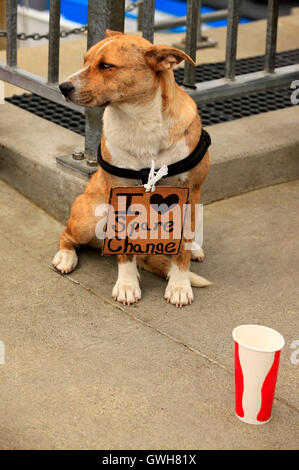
left=0, top=1, right=143, bottom=41
left=0, top=25, right=88, bottom=41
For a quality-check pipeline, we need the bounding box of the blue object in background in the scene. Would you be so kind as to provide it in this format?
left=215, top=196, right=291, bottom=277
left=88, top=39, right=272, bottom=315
left=47, top=0, right=88, bottom=24
left=154, top=0, right=251, bottom=32
left=63, top=0, right=88, bottom=24
left=54, top=0, right=251, bottom=30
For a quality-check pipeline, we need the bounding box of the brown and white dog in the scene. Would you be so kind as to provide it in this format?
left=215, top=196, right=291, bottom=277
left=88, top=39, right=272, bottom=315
left=53, top=30, right=211, bottom=307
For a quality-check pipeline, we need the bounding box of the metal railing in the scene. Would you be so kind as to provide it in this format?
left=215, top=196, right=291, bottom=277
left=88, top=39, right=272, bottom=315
left=183, top=0, right=299, bottom=102
left=0, top=0, right=298, bottom=167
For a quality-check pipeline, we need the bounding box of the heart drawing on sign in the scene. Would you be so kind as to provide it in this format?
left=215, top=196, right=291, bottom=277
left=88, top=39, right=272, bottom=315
left=149, top=193, right=179, bottom=214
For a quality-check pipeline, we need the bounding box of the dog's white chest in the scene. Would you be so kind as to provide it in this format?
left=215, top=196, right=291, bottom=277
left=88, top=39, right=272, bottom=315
left=103, top=92, right=168, bottom=163
left=105, top=111, right=168, bottom=160
left=103, top=91, right=190, bottom=177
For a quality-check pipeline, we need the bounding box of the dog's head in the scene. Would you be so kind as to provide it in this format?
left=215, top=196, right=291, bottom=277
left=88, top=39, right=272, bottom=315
left=59, top=30, right=195, bottom=107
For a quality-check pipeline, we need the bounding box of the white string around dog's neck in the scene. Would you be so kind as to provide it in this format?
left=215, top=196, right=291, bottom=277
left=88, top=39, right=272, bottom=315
left=143, top=160, right=168, bottom=192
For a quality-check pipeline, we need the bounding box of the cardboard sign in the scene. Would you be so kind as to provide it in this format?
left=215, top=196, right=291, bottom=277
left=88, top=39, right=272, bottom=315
left=103, top=186, right=189, bottom=255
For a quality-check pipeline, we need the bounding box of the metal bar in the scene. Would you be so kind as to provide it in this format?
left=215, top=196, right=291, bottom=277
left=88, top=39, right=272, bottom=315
left=225, top=0, right=241, bottom=79
left=183, top=0, right=199, bottom=88
left=87, top=0, right=106, bottom=49
left=85, top=0, right=107, bottom=165
left=182, top=64, right=299, bottom=103
left=203, top=9, right=228, bottom=22
left=0, top=61, right=84, bottom=112
left=197, top=0, right=203, bottom=43
left=1, top=61, right=298, bottom=109
left=265, top=0, right=279, bottom=73
left=6, top=0, right=17, bottom=67
left=0, top=0, right=6, bottom=51
left=48, top=0, right=61, bottom=84
left=107, top=0, right=125, bottom=32
left=154, top=9, right=228, bottom=31
left=142, top=0, right=155, bottom=43
left=87, top=0, right=125, bottom=48
left=85, top=0, right=125, bottom=165
left=137, top=1, right=144, bottom=31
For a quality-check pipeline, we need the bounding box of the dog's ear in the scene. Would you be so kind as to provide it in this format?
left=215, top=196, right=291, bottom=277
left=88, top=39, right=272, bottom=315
left=105, top=29, right=124, bottom=38
left=145, top=45, right=196, bottom=71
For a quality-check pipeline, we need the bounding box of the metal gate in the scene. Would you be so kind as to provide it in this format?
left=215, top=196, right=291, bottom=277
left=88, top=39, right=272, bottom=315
left=0, top=0, right=298, bottom=166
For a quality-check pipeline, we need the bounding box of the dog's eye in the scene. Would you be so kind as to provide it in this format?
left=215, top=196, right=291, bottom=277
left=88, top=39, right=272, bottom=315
left=99, top=63, right=114, bottom=70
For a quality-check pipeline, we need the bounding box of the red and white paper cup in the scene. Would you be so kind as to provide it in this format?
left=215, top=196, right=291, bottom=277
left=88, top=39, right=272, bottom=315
left=232, top=324, right=285, bottom=425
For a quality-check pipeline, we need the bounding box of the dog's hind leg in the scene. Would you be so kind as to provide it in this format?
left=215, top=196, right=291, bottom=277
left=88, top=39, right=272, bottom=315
left=53, top=191, right=105, bottom=274
left=52, top=228, right=79, bottom=274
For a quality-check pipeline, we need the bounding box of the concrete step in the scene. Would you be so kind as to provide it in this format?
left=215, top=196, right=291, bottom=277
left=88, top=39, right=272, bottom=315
left=0, top=102, right=298, bottom=223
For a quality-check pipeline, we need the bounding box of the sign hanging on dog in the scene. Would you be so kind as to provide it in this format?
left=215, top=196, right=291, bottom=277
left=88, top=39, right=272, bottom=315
left=102, top=186, right=189, bottom=255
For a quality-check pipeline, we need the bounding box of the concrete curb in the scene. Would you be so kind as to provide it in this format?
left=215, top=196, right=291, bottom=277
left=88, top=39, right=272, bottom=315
left=0, top=102, right=298, bottom=223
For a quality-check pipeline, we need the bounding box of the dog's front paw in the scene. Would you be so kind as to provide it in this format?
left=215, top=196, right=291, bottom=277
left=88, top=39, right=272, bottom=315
left=164, top=277, right=193, bottom=307
left=52, top=249, right=78, bottom=274
left=112, top=279, right=141, bottom=305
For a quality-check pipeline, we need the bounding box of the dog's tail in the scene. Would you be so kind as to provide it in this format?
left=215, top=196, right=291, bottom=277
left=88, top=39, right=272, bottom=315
left=137, top=255, right=212, bottom=288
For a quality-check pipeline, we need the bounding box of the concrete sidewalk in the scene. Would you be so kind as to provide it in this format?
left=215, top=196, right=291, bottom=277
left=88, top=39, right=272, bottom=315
left=0, top=178, right=298, bottom=449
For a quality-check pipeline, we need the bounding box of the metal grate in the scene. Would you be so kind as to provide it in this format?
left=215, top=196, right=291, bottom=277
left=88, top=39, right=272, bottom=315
left=6, top=49, right=298, bottom=132
left=6, top=93, right=86, bottom=135
left=174, top=48, right=299, bottom=85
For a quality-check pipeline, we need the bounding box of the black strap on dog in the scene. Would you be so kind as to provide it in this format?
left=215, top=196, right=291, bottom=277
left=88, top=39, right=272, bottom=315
left=97, top=128, right=211, bottom=185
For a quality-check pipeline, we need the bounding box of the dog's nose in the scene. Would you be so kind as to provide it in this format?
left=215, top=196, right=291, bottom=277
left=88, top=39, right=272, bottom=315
left=59, top=81, right=75, bottom=97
